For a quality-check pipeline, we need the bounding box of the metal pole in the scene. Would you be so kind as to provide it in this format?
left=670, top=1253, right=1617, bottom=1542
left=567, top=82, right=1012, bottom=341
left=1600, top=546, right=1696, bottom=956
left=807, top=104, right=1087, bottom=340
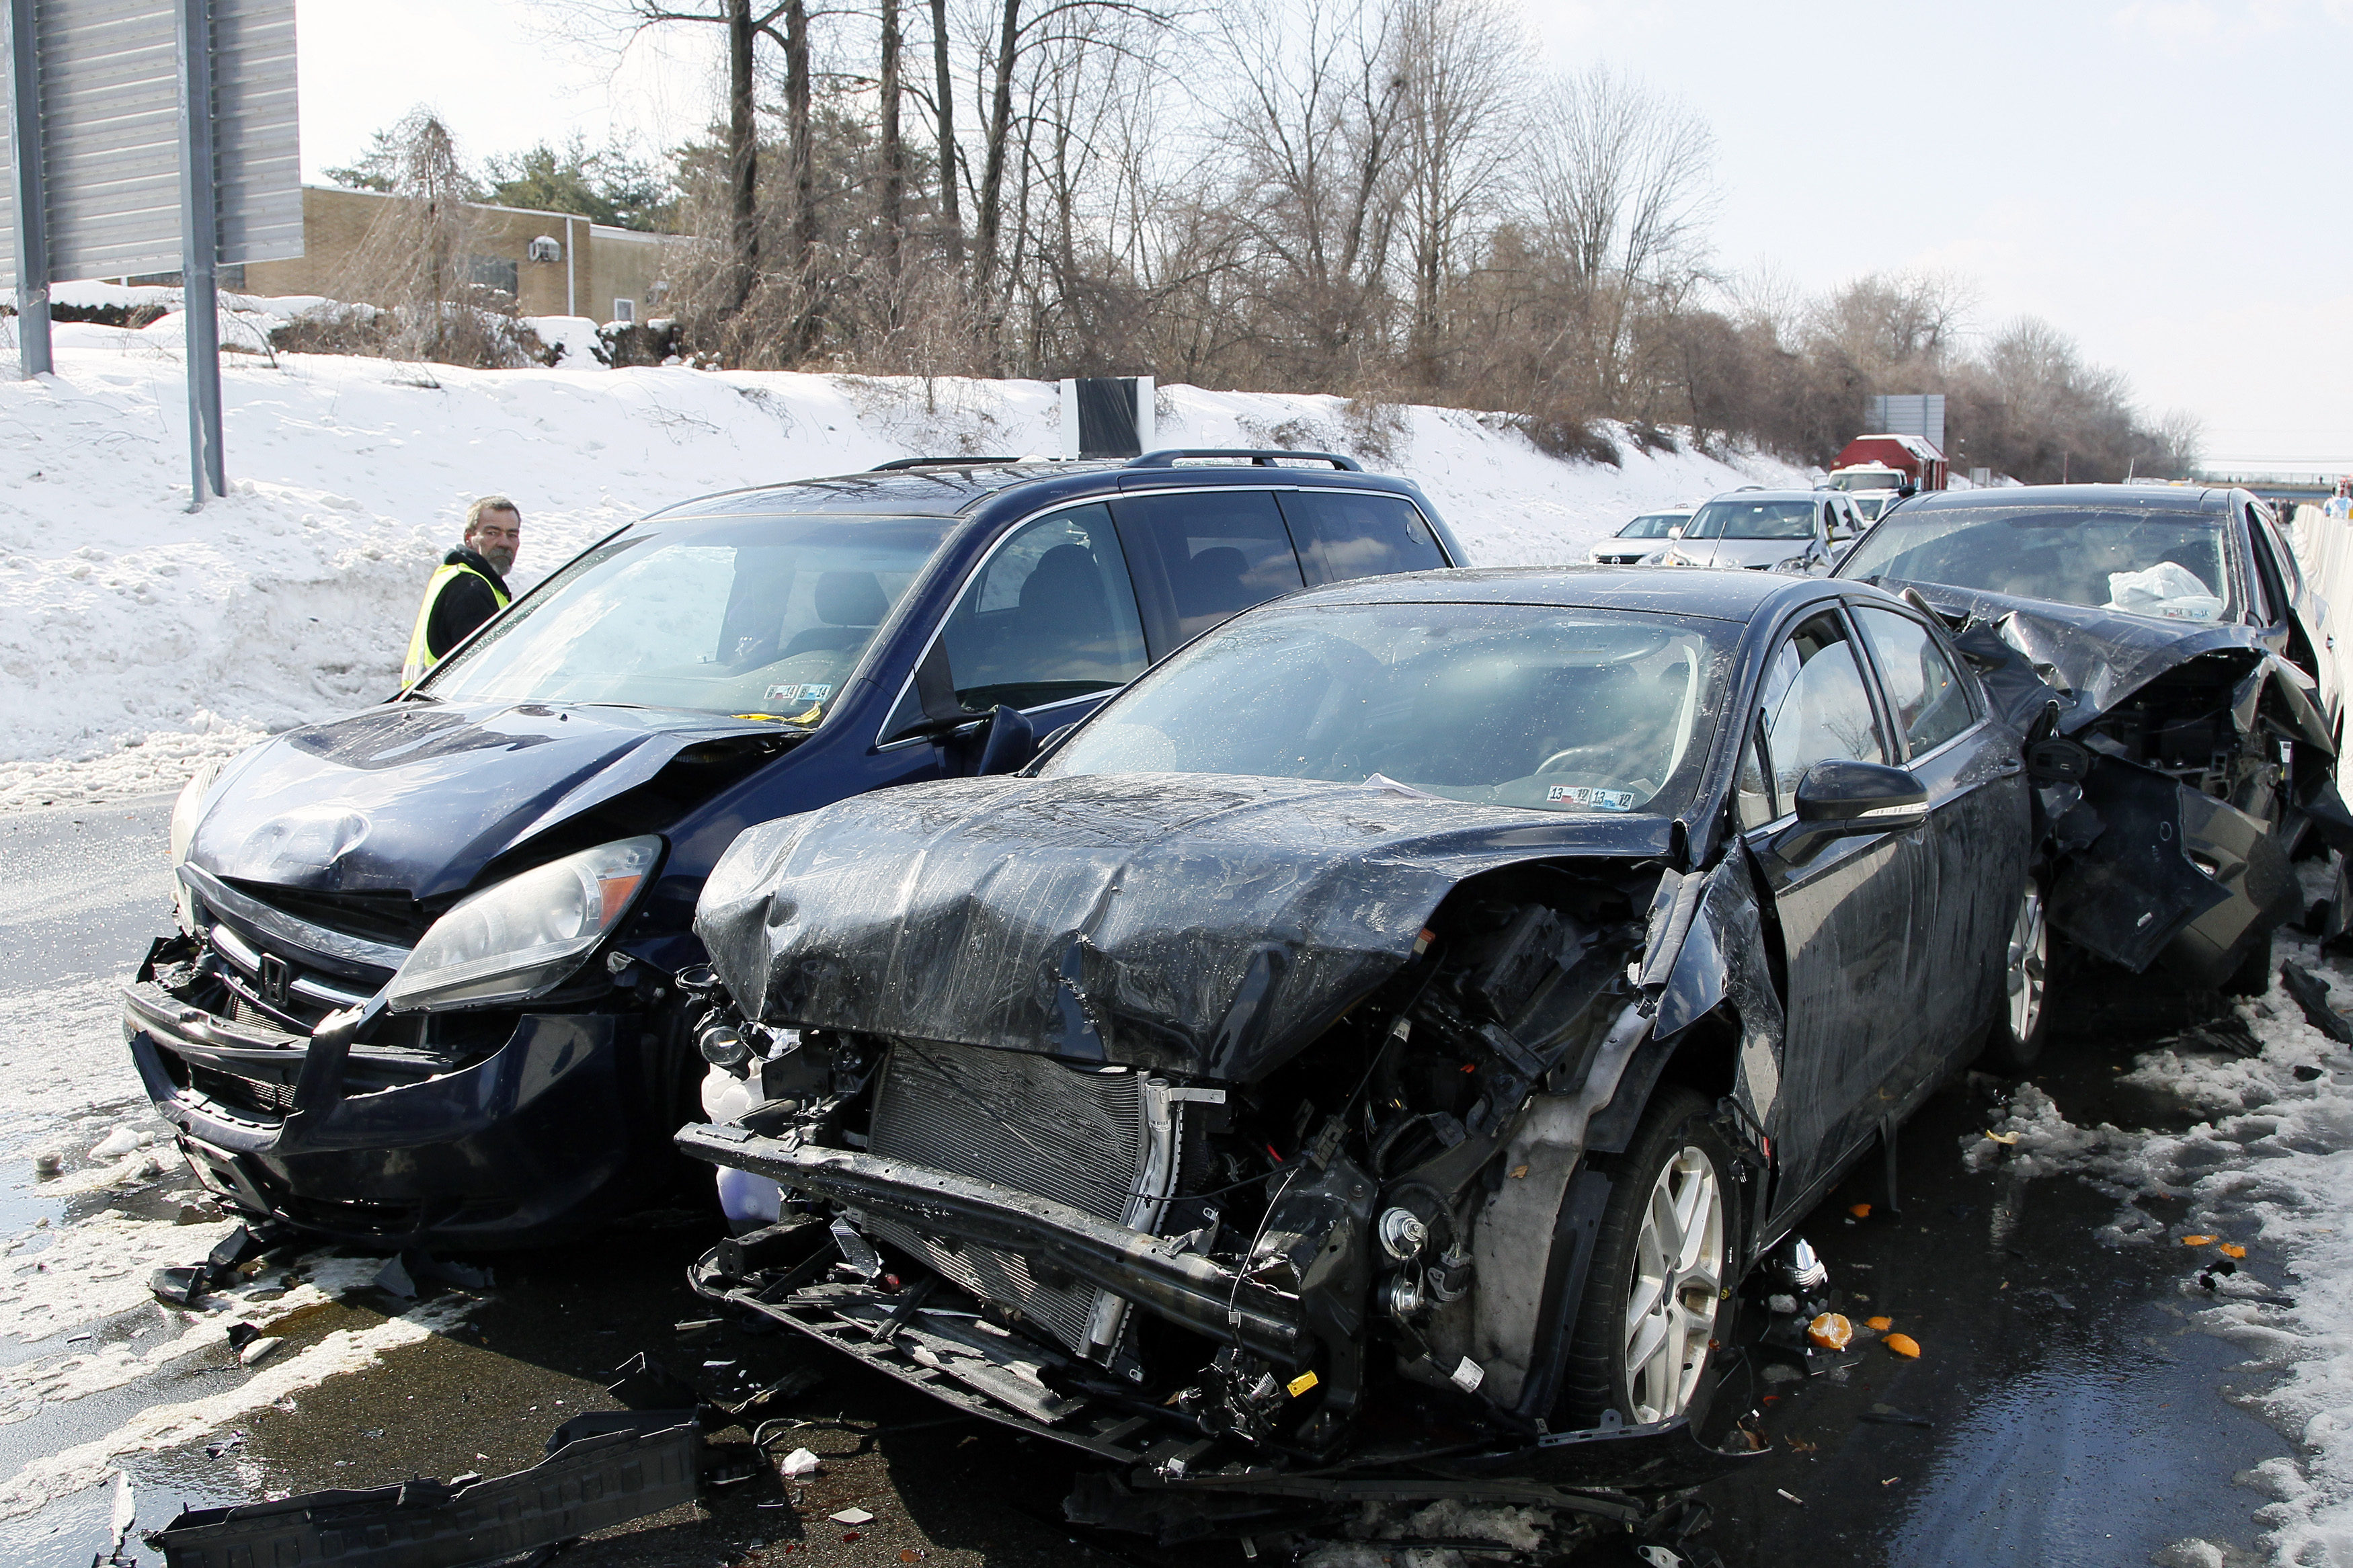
left=174, top=0, right=223, bottom=503
left=3, top=0, right=51, bottom=378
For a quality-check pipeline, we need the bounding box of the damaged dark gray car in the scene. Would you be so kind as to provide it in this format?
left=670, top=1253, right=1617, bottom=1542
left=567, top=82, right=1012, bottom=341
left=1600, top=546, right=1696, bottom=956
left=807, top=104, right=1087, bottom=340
left=1837, top=483, right=2341, bottom=1042
left=675, top=566, right=2038, bottom=1544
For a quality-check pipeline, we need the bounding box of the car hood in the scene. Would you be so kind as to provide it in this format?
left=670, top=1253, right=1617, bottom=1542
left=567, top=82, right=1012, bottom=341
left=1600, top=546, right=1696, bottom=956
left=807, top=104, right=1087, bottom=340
left=1893, top=583, right=2323, bottom=739
left=696, top=772, right=1674, bottom=1081
left=1671, top=538, right=1811, bottom=570
left=189, top=700, right=791, bottom=903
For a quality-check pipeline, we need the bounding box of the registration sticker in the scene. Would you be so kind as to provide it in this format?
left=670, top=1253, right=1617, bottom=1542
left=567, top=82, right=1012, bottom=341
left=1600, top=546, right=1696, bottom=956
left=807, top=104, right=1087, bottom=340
left=1547, top=784, right=1637, bottom=811
left=764, top=682, right=835, bottom=704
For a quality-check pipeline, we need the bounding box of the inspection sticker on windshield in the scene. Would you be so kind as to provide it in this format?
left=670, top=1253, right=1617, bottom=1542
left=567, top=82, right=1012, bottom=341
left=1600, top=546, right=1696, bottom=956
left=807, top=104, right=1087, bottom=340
left=1547, top=784, right=1636, bottom=811
left=764, top=682, right=834, bottom=704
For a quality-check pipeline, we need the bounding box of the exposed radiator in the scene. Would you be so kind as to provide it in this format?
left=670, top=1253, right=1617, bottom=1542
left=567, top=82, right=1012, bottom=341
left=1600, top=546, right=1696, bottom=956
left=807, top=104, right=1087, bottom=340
left=862, top=1040, right=1185, bottom=1366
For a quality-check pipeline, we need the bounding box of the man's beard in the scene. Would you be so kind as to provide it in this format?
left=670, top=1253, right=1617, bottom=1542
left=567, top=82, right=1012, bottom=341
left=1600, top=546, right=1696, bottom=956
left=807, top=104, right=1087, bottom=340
left=479, top=544, right=516, bottom=575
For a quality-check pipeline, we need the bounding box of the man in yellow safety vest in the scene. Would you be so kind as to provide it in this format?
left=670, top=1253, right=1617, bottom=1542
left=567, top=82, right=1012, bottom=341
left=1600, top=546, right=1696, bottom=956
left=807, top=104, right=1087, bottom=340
left=402, top=497, right=521, bottom=688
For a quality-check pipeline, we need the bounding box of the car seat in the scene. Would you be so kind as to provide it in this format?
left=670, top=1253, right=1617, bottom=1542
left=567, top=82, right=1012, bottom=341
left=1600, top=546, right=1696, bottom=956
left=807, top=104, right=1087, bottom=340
left=1181, top=546, right=1255, bottom=622
left=779, top=571, right=891, bottom=659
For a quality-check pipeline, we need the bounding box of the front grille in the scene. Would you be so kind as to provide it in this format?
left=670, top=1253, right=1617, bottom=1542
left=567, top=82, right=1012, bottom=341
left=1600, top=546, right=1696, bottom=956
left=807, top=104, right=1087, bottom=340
left=864, top=1042, right=1167, bottom=1363
left=185, top=1062, right=296, bottom=1122
left=223, top=878, right=431, bottom=948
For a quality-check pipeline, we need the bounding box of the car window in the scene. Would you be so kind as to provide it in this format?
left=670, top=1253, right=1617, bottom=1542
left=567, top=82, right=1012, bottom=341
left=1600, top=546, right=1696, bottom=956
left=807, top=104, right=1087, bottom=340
left=932, top=503, right=1148, bottom=713
left=2243, top=505, right=2286, bottom=624
left=1839, top=503, right=2234, bottom=622
left=424, top=513, right=952, bottom=720
left=1279, top=491, right=1447, bottom=584
left=1115, top=489, right=1306, bottom=649
left=1685, top=499, right=1818, bottom=540
left=1855, top=607, right=1972, bottom=758
left=1755, top=613, right=1884, bottom=799
left=1736, top=716, right=1777, bottom=829
left=1045, top=602, right=1734, bottom=817
left=2257, top=507, right=2305, bottom=594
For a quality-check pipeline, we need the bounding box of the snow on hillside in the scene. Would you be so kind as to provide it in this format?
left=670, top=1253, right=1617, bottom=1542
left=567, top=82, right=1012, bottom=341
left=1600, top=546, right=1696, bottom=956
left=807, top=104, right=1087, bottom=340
left=0, top=308, right=1802, bottom=811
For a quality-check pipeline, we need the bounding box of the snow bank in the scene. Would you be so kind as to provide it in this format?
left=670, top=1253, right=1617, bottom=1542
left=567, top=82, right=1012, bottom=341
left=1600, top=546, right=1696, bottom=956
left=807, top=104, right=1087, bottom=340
left=1966, top=939, right=2353, bottom=1563
left=0, top=308, right=1801, bottom=810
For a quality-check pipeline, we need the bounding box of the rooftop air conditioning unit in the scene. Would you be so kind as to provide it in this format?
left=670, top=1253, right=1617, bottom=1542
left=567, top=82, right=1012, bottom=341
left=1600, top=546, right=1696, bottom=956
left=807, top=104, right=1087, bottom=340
left=527, top=236, right=563, bottom=263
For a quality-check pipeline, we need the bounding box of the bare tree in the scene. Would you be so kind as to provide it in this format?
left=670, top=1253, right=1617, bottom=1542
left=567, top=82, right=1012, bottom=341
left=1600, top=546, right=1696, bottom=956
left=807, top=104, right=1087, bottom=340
left=1525, top=65, right=1715, bottom=407
left=1390, top=0, right=1523, bottom=390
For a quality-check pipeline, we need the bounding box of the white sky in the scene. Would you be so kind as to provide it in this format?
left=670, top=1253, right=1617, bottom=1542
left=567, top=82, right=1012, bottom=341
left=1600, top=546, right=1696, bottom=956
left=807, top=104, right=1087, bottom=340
left=296, top=0, right=2352, bottom=473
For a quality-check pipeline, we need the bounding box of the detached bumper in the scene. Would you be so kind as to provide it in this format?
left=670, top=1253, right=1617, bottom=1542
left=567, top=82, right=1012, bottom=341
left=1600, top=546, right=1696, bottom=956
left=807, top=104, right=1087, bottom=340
left=124, top=980, right=631, bottom=1249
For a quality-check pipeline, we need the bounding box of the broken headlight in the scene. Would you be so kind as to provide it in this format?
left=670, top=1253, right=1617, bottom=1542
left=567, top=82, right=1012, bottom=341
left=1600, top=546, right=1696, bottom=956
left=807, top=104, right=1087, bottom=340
left=387, top=836, right=662, bottom=1012
left=168, top=759, right=225, bottom=936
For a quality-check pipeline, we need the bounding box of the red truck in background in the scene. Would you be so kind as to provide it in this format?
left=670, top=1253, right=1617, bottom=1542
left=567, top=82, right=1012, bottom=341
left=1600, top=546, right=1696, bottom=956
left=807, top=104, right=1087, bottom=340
left=1823, top=433, right=1950, bottom=522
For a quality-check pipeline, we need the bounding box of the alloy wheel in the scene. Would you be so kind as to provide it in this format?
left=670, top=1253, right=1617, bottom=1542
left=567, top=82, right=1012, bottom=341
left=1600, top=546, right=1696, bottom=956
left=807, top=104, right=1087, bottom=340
left=1620, top=1145, right=1725, bottom=1423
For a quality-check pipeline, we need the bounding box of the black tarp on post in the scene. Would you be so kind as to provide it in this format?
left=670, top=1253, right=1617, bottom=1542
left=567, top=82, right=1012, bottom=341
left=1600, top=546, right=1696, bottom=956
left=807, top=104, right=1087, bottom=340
left=1061, top=376, right=1154, bottom=458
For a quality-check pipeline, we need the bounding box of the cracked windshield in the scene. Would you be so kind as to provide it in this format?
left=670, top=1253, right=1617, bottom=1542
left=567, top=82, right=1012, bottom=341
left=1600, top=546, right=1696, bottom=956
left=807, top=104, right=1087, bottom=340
left=1045, top=602, right=1730, bottom=814
left=1843, top=503, right=2234, bottom=622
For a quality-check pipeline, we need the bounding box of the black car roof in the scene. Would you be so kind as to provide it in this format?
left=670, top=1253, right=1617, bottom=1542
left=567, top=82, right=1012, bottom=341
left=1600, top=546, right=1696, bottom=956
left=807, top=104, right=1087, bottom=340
left=1277, top=564, right=1857, bottom=622
left=1898, top=483, right=2234, bottom=518
left=643, top=456, right=1434, bottom=522
left=646, top=462, right=1126, bottom=520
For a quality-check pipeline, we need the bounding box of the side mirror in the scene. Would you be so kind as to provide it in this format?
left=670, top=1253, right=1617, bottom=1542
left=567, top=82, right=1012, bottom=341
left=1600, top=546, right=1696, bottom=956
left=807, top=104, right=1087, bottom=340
left=1898, top=483, right=1918, bottom=497
left=1775, top=759, right=1927, bottom=863
left=975, top=704, right=1036, bottom=776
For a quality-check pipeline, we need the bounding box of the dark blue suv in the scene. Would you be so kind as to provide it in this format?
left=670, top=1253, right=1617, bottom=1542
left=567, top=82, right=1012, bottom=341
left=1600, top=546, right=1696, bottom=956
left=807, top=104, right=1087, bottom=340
left=122, top=452, right=1468, bottom=1249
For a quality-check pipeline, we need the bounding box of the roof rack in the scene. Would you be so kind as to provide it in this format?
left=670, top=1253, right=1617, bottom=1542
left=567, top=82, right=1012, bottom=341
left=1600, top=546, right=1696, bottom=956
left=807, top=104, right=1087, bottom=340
left=869, top=456, right=1029, bottom=471
left=1124, top=448, right=1363, bottom=472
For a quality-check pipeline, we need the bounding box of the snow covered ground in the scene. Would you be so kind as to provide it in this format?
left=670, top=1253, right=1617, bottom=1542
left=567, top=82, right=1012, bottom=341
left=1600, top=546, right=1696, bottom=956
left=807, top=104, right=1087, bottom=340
left=0, top=299, right=1802, bottom=813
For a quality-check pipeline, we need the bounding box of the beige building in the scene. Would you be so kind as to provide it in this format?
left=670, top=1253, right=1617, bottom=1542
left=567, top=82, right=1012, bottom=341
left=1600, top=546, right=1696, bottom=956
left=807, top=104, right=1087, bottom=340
left=242, top=185, right=678, bottom=325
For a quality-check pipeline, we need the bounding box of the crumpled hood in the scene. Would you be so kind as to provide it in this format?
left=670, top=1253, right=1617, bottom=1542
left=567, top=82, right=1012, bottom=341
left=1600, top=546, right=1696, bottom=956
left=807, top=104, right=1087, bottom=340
left=695, top=772, right=1673, bottom=1081
left=1905, top=584, right=2294, bottom=734
left=190, top=700, right=783, bottom=902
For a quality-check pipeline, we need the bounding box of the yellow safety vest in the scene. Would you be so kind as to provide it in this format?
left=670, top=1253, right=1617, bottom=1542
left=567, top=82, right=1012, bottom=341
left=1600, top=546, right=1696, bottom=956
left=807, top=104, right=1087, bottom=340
left=401, top=563, right=510, bottom=688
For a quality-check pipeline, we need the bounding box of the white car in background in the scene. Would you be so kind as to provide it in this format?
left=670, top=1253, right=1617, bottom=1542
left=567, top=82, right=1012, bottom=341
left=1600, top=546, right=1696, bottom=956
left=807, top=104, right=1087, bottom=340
left=1664, top=489, right=1864, bottom=574
left=1586, top=507, right=1691, bottom=565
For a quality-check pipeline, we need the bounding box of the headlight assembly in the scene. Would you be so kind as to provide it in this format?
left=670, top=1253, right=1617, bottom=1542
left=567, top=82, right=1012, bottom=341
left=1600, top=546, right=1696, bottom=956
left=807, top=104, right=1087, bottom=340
left=387, top=836, right=662, bottom=1012
left=169, top=760, right=225, bottom=936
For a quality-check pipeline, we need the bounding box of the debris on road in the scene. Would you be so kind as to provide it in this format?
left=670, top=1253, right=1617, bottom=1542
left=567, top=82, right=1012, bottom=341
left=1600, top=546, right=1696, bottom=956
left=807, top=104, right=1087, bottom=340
left=239, top=1336, right=283, bottom=1367
left=832, top=1507, right=877, bottom=1526
left=1774, top=1489, right=1804, bottom=1507
left=151, top=1417, right=701, bottom=1568
left=778, top=1446, right=822, bottom=1478
left=1983, top=1129, right=2021, bottom=1146
left=2182, top=1235, right=2217, bottom=1247
left=1883, top=1333, right=1921, bottom=1359
left=1864, top=1316, right=1893, bottom=1332
left=2282, top=961, right=2353, bottom=1044
left=1860, top=1404, right=1933, bottom=1428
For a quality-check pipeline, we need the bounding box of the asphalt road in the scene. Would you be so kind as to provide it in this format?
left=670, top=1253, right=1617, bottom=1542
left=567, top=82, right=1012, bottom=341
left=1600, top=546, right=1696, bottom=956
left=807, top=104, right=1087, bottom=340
left=0, top=798, right=2295, bottom=1567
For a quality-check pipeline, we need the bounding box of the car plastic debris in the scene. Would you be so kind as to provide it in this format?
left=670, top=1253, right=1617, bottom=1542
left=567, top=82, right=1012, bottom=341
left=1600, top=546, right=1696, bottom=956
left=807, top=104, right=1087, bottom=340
left=1806, top=1314, right=1853, bottom=1350
left=831, top=1507, right=877, bottom=1525
left=149, top=1415, right=699, bottom=1568
left=778, top=1447, right=822, bottom=1478
left=374, top=1255, right=418, bottom=1299
left=2282, top=962, right=2353, bottom=1044
left=238, top=1337, right=282, bottom=1368
left=1859, top=1404, right=1933, bottom=1428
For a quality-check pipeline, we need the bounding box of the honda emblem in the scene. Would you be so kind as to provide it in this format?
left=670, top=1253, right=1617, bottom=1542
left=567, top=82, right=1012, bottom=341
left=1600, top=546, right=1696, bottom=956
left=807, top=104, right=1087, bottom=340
left=259, top=954, right=291, bottom=1007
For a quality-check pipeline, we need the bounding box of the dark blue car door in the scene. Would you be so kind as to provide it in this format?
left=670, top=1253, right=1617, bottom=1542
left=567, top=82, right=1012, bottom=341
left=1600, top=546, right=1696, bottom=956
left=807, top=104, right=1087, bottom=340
left=1735, top=608, right=1926, bottom=1225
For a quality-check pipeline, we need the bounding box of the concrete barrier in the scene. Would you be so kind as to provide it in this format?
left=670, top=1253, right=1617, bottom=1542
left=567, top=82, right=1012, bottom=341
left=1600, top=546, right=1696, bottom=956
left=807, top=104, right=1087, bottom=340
left=2290, top=501, right=2353, bottom=735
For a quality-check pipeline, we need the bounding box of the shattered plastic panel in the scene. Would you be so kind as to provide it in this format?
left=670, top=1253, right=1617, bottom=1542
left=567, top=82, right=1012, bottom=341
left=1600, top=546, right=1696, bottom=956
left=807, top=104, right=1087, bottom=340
left=694, top=772, right=1673, bottom=1078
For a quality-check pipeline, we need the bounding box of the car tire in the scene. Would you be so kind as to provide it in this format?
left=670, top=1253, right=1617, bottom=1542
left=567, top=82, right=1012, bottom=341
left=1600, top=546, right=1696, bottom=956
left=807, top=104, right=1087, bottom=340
left=1981, top=874, right=2051, bottom=1073
left=2223, top=926, right=2276, bottom=997
left=1556, top=1086, right=1737, bottom=1431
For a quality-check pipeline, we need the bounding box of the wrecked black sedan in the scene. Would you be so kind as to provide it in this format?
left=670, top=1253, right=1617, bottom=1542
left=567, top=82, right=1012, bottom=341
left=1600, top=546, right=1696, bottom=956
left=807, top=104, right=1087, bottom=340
left=1837, top=483, right=2339, bottom=1024
left=678, top=566, right=2036, bottom=1540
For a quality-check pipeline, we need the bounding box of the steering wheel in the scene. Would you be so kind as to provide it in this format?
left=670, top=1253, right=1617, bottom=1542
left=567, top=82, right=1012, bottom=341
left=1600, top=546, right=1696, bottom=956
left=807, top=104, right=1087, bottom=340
left=1536, top=743, right=1616, bottom=775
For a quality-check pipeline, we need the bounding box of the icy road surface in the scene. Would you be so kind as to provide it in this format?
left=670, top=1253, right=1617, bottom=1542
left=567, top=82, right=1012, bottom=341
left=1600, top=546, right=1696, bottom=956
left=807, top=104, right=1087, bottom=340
left=3, top=796, right=2350, bottom=1565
